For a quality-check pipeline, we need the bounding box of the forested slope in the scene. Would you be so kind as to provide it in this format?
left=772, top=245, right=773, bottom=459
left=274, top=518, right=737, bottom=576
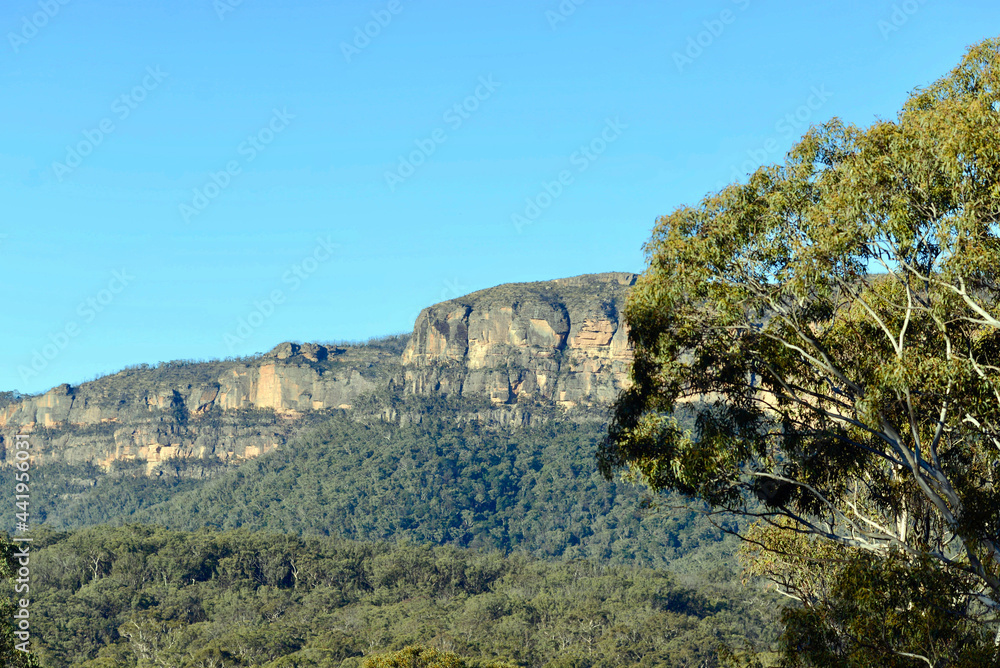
left=20, top=525, right=777, bottom=667
left=3, top=403, right=737, bottom=574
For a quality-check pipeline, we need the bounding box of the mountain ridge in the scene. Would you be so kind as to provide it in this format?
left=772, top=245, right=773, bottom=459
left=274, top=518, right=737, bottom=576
left=0, top=272, right=637, bottom=472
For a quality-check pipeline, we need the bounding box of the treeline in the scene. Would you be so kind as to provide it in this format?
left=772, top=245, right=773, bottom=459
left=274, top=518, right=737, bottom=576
left=124, top=415, right=740, bottom=573
left=2, top=413, right=739, bottom=575
left=0, top=459, right=211, bottom=530
left=17, top=524, right=777, bottom=667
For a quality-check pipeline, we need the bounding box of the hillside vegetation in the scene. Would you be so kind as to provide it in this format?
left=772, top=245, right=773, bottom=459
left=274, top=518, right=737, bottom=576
left=3, top=402, right=735, bottom=573
left=19, top=525, right=777, bottom=667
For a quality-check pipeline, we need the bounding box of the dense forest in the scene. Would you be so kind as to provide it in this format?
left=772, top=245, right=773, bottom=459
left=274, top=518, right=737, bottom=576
left=2, top=404, right=734, bottom=573
left=8, top=525, right=777, bottom=667
left=5, top=2, right=995, bottom=665
left=0, top=400, right=778, bottom=666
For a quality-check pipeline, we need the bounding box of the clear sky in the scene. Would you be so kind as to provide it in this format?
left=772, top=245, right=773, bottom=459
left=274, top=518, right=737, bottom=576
left=2, top=0, right=998, bottom=395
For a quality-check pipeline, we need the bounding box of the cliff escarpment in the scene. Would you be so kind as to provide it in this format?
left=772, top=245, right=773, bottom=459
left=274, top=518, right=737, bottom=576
left=402, top=272, right=636, bottom=408
left=0, top=273, right=636, bottom=471
left=0, top=342, right=397, bottom=472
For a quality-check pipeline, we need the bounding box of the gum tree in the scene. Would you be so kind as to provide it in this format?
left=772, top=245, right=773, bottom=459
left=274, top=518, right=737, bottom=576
left=600, top=39, right=1000, bottom=666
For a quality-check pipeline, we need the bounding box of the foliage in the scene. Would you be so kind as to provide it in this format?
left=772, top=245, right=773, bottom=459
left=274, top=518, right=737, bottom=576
left=741, top=522, right=999, bottom=666
left=0, top=460, right=210, bottom=530
left=600, top=38, right=1000, bottom=665
left=1, top=398, right=781, bottom=665
left=20, top=524, right=774, bottom=667
left=337, top=333, right=412, bottom=357
left=364, top=645, right=516, bottom=668
left=778, top=550, right=999, bottom=667
left=0, top=390, right=23, bottom=409
left=86, top=413, right=740, bottom=573
left=435, top=273, right=632, bottom=318
left=0, top=534, right=41, bottom=666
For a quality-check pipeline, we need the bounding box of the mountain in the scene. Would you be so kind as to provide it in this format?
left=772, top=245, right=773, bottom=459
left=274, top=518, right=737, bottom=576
left=0, top=271, right=781, bottom=666
left=23, top=524, right=776, bottom=668
left=0, top=271, right=739, bottom=573
left=402, top=272, right=636, bottom=407
left=0, top=272, right=636, bottom=473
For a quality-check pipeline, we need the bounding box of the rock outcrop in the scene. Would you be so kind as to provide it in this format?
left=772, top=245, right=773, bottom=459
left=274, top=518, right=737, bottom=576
left=0, top=272, right=636, bottom=472
left=0, top=345, right=389, bottom=472
left=401, top=272, right=636, bottom=408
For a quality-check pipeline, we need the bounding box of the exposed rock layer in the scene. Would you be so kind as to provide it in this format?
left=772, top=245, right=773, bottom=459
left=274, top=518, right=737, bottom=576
left=0, top=273, right=635, bottom=471
left=402, top=272, right=636, bottom=408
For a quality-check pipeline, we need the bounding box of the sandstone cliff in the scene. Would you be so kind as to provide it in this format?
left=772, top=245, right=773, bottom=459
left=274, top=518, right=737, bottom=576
left=0, top=344, right=394, bottom=472
left=0, top=273, right=636, bottom=471
left=402, top=272, right=636, bottom=408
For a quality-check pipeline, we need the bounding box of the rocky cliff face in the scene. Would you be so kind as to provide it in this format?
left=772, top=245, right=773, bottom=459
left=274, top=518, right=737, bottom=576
left=0, top=273, right=635, bottom=471
left=402, top=272, right=636, bottom=408
left=0, top=344, right=391, bottom=472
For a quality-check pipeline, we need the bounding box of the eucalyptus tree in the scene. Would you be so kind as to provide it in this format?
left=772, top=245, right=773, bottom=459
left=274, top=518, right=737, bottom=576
left=600, top=39, right=1000, bottom=666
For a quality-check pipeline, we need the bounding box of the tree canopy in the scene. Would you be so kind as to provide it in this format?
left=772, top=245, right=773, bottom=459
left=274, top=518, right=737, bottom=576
left=0, top=534, right=41, bottom=667
left=12, top=524, right=773, bottom=667
left=600, top=38, right=1000, bottom=666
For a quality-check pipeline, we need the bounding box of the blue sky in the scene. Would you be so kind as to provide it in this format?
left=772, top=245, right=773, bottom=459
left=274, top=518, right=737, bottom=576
left=2, top=0, right=998, bottom=394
